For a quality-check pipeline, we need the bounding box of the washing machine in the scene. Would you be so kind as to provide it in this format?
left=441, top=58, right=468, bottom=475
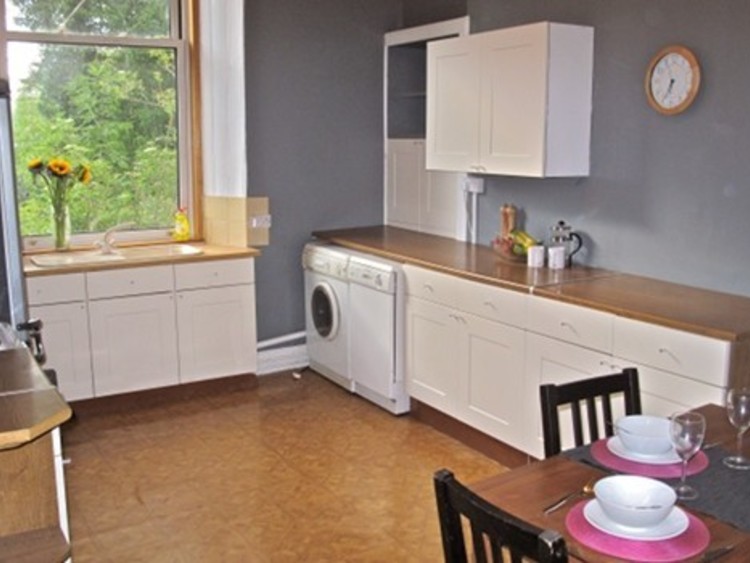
left=303, top=242, right=352, bottom=390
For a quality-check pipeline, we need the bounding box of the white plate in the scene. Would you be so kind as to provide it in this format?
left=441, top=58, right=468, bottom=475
left=607, top=436, right=681, bottom=465
left=583, top=499, right=689, bottom=541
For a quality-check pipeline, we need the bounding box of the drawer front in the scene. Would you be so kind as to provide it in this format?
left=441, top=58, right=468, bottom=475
left=403, top=265, right=456, bottom=307
left=527, top=296, right=613, bottom=352
left=455, top=277, right=527, bottom=328
left=175, top=258, right=255, bottom=290
left=87, top=265, right=174, bottom=299
left=26, top=274, right=86, bottom=305
left=611, top=360, right=725, bottom=415
left=613, top=317, right=730, bottom=386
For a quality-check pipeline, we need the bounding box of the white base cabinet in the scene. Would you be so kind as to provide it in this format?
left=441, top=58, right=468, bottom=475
left=89, top=293, right=180, bottom=396
left=26, top=273, right=93, bottom=402
left=405, top=265, right=528, bottom=449
left=404, top=264, right=733, bottom=460
left=176, top=286, right=256, bottom=383
left=29, top=302, right=93, bottom=401
left=426, top=21, right=594, bottom=177
left=25, top=257, right=257, bottom=399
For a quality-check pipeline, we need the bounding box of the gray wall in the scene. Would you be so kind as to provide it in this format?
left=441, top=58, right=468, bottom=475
left=469, top=1, right=750, bottom=298
left=245, top=0, right=466, bottom=342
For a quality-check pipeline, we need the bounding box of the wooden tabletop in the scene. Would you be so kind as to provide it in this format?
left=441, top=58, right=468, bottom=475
left=0, top=348, right=71, bottom=450
left=312, top=225, right=750, bottom=342
left=469, top=405, right=750, bottom=562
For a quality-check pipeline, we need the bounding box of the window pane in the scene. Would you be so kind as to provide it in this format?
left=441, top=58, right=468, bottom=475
left=9, top=41, right=179, bottom=237
left=5, top=0, right=171, bottom=38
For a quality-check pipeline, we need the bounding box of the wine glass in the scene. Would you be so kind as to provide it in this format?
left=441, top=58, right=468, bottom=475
left=723, top=387, right=750, bottom=470
left=669, top=411, right=706, bottom=500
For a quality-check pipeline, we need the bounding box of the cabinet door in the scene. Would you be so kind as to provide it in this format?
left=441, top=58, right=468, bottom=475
left=385, top=139, right=422, bottom=231
left=30, top=302, right=93, bottom=401
left=89, top=294, right=179, bottom=396
left=525, top=333, right=614, bottom=458
left=176, top=285, right=257, bottom=383
left=405, top=296, right=459, bottom=413
left=461, top=312, right=526, bottom=448
left=425, top=35, right=481, bottom=172
left=479, top=23, right=547, bottom=176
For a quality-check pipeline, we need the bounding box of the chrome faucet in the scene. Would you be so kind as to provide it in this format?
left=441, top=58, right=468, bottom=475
left=96, top=222, right=134, bottom=254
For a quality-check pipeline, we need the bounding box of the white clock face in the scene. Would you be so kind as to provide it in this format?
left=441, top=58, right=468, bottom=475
left=650, top=53, right=694, bottom=109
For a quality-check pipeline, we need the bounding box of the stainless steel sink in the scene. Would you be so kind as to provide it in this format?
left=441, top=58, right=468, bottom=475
left=30, top=244, right=203, bottom=268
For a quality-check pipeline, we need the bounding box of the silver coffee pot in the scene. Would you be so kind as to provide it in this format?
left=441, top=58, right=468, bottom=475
left=548, top=220, right=583, bottom=267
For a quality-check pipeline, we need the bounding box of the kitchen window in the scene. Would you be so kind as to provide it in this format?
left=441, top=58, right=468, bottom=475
left=1, top=0, right=194, bottom=249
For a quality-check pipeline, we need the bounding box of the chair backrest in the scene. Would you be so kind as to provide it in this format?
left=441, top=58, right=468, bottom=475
left=539, top=367, right=642, bottom=458
left=434, top=469, right=568, bottom=563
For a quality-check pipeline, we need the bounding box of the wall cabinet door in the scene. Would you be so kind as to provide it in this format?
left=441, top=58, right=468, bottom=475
left=386, top=139, right=464, bottom=239
left=406, top=296, right=459, bottom=413
left=524, top=333, right=614, bottom=458
left=462, top=312, right=526, bottom=447
left=425, top=36, right=481, bottom=172
left=176, top=285, right=257, bottom=383
left=30, top=302, right=93, bottom=401
left=89, top=293, right=179, bottom=396
left=426, top=22, right=593, bottom=177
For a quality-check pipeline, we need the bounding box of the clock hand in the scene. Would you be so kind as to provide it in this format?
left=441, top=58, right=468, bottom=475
left=663, top=77, right=675, bottom=102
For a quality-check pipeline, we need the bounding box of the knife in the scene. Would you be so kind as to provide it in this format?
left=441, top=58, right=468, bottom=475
left=701, top=544, right=736, bottom=562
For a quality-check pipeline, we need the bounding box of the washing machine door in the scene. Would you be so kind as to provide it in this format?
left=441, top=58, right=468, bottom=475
left=310, top=282, right=339, bottom=340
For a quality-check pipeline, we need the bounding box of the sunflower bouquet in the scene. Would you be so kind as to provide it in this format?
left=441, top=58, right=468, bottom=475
left=28, top=157, right=92, bottom=249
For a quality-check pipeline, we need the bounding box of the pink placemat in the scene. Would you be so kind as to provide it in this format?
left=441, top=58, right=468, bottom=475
left=591, top=439, right=709, bottom=478
left=566, top=500, right=710, bottom=562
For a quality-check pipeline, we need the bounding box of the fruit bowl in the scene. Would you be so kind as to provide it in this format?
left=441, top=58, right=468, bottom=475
left=491, top=235, right=526, bottom=263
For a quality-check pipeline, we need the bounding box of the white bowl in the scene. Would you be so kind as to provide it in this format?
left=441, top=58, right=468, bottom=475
left=594, top=475, right=676, bottom=529
left=615, top=415, right=672, bottom=456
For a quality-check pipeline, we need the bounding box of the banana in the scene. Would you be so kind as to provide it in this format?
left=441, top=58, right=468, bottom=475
left=510, top=229, right=539, bottom=249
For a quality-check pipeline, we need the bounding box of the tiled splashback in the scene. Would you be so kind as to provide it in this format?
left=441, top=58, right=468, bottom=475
left=203, top=196, right=270, bottom=247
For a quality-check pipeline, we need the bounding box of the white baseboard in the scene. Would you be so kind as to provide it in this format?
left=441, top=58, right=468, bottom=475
left=257, top=344, right=308, bottom=376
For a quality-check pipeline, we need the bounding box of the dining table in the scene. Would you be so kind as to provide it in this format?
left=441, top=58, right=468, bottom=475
left=469, top=404, right=750, bottom=562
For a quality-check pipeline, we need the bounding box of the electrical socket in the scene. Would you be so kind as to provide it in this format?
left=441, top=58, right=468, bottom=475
left=463, top=176, right=485, bottom=194
left=250, top=214, right=272, bottom=228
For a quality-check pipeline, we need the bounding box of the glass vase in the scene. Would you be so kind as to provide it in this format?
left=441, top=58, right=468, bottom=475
left=51, top=202, right=71, bottom=251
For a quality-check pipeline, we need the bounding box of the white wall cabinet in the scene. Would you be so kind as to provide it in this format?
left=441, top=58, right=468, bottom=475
left=176, top=259, right=257, bottom=383
left=27, top=273, right=93, bottom=401
left=25, top=257, right=257, bottom=399
left=426, top=21, right=594, bottom=177
left=385, top=139, right=466, bottom=240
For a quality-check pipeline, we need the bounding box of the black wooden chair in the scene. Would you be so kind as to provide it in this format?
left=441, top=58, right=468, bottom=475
left=434, top=469, right=568, bottom=563
left=539, top=367, right=642, bottom=458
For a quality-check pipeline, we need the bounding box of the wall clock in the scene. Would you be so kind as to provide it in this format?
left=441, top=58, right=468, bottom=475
left=645, top=45, right=701, bottom=115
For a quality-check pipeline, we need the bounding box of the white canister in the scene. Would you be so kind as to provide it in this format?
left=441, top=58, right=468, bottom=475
left=527, top=245, right=545, bottom=268
left=548, top=246, right=566, bottom=270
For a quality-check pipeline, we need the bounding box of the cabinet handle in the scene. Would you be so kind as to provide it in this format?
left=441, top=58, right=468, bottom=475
left=423, top=283, right=434, bottom=293
left=559, top=321, right=579, bottom=336
left=483, top=301, right=497, bottom=310
left=658, top=347, right=679, bottom=362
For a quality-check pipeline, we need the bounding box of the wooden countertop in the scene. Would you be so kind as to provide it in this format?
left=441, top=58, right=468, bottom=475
left=312, top=225, right=750, bottom=342
left=24, top=242, right=260, bottom=277
left=0, top=348, right=72, bottom=450
left=313, top=225, right=617, bottom=291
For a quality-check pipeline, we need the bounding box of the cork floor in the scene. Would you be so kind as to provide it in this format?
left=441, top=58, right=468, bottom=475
left=62, top=369, right=508, bottom=562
